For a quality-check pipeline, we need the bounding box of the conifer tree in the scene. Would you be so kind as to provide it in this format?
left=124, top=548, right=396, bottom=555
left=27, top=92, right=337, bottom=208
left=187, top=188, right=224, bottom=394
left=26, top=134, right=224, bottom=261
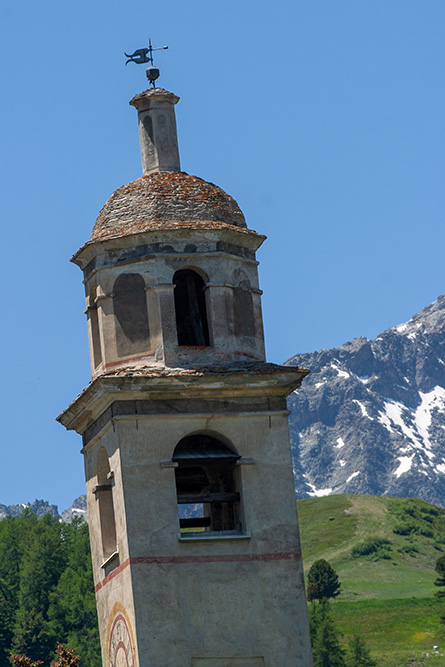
left=346, top=635, right=377, bottom=667
left=47, top=520, right=100, bottom=667
left=0, top=515, right=27, bottom=663
left=307, top=559, right=341, bottom=602
left=1, top=512, right=101, bottom=666
left=310, top=599, right=346, bottom=667
left=11, top=514, right=64, bottom=662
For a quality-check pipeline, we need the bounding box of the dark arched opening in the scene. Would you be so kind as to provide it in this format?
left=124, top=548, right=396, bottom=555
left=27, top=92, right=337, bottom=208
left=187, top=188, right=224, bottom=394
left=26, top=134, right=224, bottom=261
left=173, top=434, right=241, bottom=535
left=173, top=270, right=210, bottom=346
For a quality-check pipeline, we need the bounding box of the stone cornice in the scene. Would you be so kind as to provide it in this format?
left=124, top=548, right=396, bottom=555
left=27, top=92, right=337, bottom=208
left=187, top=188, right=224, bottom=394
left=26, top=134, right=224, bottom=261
left=57, top=363, right=309, bottom=434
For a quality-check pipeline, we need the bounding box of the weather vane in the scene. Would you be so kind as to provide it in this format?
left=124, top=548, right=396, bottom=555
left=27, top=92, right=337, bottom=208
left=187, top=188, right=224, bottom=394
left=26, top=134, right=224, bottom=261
left=124, top=38, right=168, bottom=88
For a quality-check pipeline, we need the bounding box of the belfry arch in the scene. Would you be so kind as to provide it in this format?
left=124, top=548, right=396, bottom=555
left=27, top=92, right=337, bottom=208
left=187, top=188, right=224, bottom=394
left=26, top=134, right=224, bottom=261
left=173, top=268, right=210, bottom=346
left=172, top=433, right=241, bottom=535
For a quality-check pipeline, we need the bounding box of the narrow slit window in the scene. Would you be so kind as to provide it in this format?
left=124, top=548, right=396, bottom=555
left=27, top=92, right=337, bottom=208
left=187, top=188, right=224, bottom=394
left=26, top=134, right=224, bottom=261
left=95, top=447, right=118, bottom=563
left=173, top=270, right=210, bottom=346
left=172, top=435, right=241, bottom=535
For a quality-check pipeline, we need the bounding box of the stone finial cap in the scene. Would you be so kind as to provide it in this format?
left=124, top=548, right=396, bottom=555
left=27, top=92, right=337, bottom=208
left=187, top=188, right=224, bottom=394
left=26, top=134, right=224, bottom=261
left=129, top=87, right=180, bottom=109
left=129, top=88, right=181, bottom=174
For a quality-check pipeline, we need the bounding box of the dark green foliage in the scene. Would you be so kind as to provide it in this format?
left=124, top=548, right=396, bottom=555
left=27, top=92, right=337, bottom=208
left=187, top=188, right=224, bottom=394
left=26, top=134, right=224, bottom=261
left=397, top=544, right=419, bottom=556
left=420, top=505, right=439, bottom=517
left=310, top=599, right=346, bottom=667
left=345, top=635, right=378, bottom=666
left=389, top=500, right=443, bottom=540
left=47, top=521, right=100, bottom=666
left=12, top=514, right=65, bottom=662
left=434, top=555, right=445, bottom=598
left=434, top=554, right=445, bottom=624
left=393, top=521, right=417, bottom=536
left=351, top=538, right=392, bottom=561
left=0, top=513, right=100, bottom=666
left=307, top=559, right=341, bottom=602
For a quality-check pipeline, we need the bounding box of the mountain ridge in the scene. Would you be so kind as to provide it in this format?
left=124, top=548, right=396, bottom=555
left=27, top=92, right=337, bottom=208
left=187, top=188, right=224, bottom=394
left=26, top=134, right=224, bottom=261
left=287, top=294, right=445, bottom=506
left=0, top=496, right=87, bottom=522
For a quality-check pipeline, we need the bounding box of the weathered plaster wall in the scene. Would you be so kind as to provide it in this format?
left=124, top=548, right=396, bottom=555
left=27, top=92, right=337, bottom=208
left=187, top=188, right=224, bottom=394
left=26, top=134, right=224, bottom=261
left=83, top=397, right=311, bottom=666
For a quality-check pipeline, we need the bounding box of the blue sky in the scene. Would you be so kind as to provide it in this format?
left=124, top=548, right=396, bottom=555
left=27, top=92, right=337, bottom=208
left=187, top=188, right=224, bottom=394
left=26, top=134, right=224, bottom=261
left=1, top=1, right=444, bottom=510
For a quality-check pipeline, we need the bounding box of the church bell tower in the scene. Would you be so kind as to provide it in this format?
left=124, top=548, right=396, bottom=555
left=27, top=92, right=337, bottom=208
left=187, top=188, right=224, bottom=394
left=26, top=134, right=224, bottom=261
left=58, top=69, right=313, bottom=667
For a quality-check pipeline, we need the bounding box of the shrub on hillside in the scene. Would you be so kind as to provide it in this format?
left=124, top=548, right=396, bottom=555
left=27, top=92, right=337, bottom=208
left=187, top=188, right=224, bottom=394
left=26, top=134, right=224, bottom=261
left=398, top=544, right=419, bottom=556
left=418, top=526, right=434, bottom=538
left=351, top=538, right=392, bottom=560
left=393, top=521, right=434, bottom=538
left=393, top=521, right=417, bottom=536
left=420, top=505, right=439, bottom=517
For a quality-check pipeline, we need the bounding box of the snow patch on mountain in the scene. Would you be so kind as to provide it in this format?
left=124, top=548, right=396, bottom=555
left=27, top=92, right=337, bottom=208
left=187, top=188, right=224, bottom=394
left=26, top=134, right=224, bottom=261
left=307, top=484, right=333, bottom=498
left=353, top=400, right=373, bottom=420
left=331, top=363, right=350, bottom=379
left=394, top=455, right=414, bottom=478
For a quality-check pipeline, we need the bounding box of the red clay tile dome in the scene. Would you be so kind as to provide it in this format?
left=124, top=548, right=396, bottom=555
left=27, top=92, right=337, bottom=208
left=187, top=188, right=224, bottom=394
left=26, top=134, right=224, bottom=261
left=90, top=171, right=247, bottom=242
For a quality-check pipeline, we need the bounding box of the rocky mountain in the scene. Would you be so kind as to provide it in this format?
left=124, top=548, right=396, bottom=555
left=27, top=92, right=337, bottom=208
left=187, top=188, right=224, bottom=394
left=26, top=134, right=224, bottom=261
left=0, top=499, right=59, bottom=520
left=286, top=294, right=445, bottom=507
left=60, top=494, right=88, bottom=523
left=0, top=496, right=87, bottom=522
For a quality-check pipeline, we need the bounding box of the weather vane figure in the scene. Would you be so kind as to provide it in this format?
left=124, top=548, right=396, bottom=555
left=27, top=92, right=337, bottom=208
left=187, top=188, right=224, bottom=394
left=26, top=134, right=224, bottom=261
left=124, top=38, right=168, bottom=88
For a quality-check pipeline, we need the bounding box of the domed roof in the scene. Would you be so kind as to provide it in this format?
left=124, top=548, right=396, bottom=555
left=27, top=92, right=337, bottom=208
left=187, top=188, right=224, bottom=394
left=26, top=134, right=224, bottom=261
left=90, top=171, right=246, bottom=243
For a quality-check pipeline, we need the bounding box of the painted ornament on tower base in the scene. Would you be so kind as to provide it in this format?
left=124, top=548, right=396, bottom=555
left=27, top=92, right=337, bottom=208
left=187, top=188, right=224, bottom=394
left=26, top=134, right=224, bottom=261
left=106, top=603, right=136, bottom=667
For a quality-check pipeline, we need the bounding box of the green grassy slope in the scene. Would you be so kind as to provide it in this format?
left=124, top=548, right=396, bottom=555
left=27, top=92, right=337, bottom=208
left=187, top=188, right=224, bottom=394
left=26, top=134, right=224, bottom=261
left=297, top=494, right=445, bottom=665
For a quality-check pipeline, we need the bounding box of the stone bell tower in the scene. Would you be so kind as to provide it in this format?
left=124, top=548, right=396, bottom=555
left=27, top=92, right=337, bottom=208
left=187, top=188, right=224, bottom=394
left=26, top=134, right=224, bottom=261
left=58, top=78, right=313, bottom=666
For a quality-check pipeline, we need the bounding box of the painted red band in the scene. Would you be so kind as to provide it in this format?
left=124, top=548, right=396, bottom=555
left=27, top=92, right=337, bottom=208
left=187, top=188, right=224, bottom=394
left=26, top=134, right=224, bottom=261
left=130, top=552, right=300, bottom=565
left=95, top=551, right=300, bottom=592
left=95, top=558, right=130, bottom=592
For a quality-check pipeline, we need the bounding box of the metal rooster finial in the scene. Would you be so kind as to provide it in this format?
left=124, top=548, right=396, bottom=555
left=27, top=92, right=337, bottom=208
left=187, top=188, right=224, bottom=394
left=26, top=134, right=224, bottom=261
left=124, top=39, right=168, bottom=87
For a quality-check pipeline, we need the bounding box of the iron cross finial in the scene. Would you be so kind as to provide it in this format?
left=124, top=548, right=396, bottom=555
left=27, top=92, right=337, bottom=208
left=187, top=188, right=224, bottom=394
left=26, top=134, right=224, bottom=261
left=124, top=38, right=168, bottom=88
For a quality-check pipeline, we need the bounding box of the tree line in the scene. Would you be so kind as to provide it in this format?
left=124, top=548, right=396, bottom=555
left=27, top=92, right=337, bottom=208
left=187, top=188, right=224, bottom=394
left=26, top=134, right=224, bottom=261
left=0, top=511, right=100, bottom=666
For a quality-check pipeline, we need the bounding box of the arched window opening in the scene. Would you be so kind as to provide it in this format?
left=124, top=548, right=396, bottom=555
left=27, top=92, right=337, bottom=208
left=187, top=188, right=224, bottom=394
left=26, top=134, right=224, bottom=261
left=113, top=273, right=150, bottom=357
left=95, top=448, right=118, bottom=565
left=89, top=286, right=102, bottom=368
left=172, top=434, right=241, bottom=535
left=173, top=270, right=210, bottom=346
